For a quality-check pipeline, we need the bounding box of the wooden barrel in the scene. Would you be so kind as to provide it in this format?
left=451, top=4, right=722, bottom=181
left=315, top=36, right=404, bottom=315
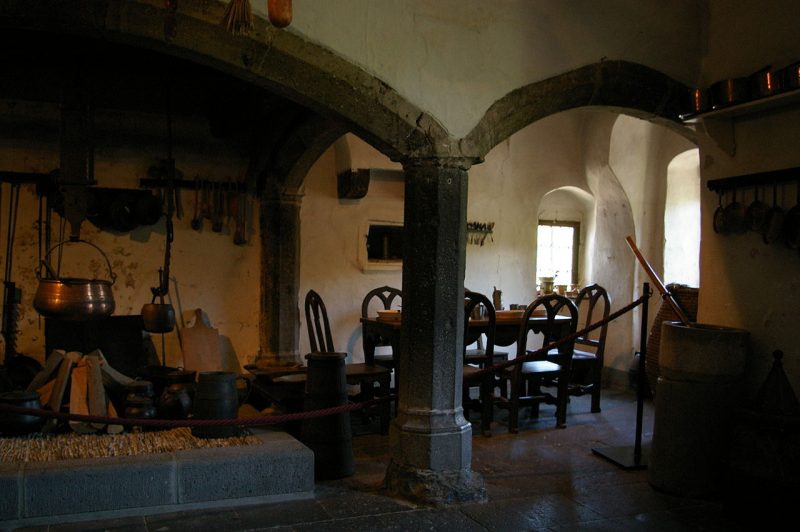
left=649, top=322, right=749, bottom=497
left=191, top=371, right=241, bottom=438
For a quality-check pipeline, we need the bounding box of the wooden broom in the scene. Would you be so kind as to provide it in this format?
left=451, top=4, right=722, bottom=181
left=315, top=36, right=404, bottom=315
left=222, top=0, right=254, bottom=34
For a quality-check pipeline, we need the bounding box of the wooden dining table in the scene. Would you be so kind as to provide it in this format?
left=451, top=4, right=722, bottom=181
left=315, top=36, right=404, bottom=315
left=361, top=312, right=572, bottom=368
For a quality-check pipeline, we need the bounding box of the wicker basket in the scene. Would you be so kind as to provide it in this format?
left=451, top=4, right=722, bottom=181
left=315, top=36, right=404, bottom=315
left=645, top=284, right=699, bottom=397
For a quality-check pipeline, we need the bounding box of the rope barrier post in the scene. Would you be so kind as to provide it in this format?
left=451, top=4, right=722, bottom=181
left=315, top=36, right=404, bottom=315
left=299, top=352, right=354, bottom=480
left=592, top=282, right=652, bottom=470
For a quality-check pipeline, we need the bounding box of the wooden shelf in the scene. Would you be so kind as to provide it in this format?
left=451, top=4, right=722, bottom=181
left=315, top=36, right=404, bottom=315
left=682, top=87, right=800, bottom=124
left=707, top=166, right=800, bottom=193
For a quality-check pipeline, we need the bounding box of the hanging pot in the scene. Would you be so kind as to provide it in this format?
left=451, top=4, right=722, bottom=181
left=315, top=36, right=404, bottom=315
left=134, top=192, right=163, bottom=226
left=710, top=77, right=749, bottom=109
left=724, top=189, right=747, bottom=234
left=749, top=66, right=784, bottom=99
left=142, top=298, right=176, bottom=333
left=685, top=87, right=711, bottom=115
left=783, top=181, right=800, bottom=249
left=713, top=191, right=728, bottom=234
left=762, top=183, right=785, bottom=245
left=779, top=60, right=800, bottom=91
left=33, top=240, right=116, bottom=321
left=744, top=185, right=769, bottom=233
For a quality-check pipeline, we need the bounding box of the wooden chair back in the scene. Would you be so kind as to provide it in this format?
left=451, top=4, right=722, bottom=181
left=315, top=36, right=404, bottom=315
left=464, top=290, right=496, bottom=365
left=516, top=294, right=579, bottom=366
left=575, top=284, right=610, bottom=356
left=305, top=289, right=335, bottom=353
left=361, top=285, right=402, bottom=318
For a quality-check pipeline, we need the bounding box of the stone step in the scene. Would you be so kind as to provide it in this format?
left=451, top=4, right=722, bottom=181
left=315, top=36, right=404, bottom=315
left=0, top=410, right=314, bottom=528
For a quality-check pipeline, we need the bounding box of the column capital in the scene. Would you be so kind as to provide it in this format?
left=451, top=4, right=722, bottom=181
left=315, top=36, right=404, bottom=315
left=401, top=155, right=478, bottom=173
left=261, top=187, right=304, bottom=206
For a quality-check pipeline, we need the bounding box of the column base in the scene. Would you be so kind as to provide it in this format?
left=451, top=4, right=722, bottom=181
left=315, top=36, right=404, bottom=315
left=384, top=460, right=487, bottom=507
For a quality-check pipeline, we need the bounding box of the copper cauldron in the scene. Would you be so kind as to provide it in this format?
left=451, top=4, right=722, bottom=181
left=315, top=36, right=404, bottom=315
left=33, top=239, right=116, bottom=321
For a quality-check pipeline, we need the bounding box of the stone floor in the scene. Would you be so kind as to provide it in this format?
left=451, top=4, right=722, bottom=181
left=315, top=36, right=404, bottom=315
left=3, top=388, right=778, bottom=531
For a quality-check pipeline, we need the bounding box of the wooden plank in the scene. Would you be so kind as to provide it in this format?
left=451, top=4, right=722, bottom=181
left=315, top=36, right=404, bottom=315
left=106, top=400, right=124, bottom=434
left=85, top=353, right=107, bottom=431
left=69, top=363, right=96, bottom=434
left=91, top=348, right=134, bottom=388
left=42, top=351, right=81, bottom=433
left=36, top=379, right=55, bottom=405
left=26, top=349, right=66, bottom=392
left=179, top=308, right=223, bottom=373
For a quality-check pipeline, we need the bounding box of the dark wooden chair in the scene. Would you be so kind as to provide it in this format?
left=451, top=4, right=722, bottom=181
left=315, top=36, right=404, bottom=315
left=361, top=285, right=402, bottom=417
left=360, top=285, right=402, bottom=372
left=463, top=290, right=497, bottom=436
left=306, top=289, right=392, bottom=434
left=497, top=294, right=578, bottom=431
left=568, top=283, right=610, bottom=413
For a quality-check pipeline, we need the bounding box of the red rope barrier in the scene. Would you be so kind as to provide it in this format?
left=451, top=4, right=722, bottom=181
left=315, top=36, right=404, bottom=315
left=0, top=395, right=395, bottom=428
left=470, top=291, right=651, bottom=377
left=1, top=293, right=648, bottom=432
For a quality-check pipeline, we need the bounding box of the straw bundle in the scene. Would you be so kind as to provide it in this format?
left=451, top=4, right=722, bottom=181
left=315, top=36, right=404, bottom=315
left=0, top=428, right=260, bottom=464
left=222, top=0, right=253, bottom=34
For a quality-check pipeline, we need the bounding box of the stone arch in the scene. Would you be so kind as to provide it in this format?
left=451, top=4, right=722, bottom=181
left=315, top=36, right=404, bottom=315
left=0, top=0, right=453, bottom=189
left=463, top=60, right=695, bottom=160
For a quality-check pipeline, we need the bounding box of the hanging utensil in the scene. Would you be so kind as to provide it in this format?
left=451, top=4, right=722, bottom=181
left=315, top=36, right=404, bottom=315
left=141, top=79, right=177, bottom=341
left=190, top=175, right=201, bottom=230
left=212, top=181, right=223, bottom=232
left=763, top=182, right=785, bottom=245
left=234, top=185, right=246, bottom=245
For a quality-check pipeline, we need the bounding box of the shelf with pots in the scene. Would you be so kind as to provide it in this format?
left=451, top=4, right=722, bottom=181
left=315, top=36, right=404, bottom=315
left=681, top=62, right=800, bottom=155
left=707, top=167, right=800, bottom=249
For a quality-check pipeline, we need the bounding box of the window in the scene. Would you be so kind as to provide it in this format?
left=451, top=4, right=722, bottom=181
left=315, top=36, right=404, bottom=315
left=358, top=220, right=404, bottom=271
left=367, top=224, right=403, bottom=262
left=536, top=220, right=579, bottom=286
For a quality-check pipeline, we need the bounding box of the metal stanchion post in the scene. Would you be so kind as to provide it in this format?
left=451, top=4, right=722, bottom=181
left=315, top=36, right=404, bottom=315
left=592, top=282, right=651, bottom=470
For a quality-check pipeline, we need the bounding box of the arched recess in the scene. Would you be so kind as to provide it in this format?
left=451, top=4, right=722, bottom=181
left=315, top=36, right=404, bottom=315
left=664, top=148, right=701, bottom=286
left=536, top=186, right=595, bottom=286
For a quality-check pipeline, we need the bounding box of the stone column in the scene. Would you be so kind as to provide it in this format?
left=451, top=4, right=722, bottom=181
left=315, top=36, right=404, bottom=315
left=384, top=157, right=486, bottom=505
left=257, top=188, right=303, bottom=368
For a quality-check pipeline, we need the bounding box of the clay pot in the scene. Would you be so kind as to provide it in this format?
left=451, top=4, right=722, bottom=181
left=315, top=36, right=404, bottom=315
left=157, top=384, right=193, bottom=420
left=0, top=390, right=45, bottom=436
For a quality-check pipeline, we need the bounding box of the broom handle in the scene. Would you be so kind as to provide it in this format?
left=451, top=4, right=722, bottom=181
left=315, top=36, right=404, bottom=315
left=625, top=236, right=692, bottom=326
